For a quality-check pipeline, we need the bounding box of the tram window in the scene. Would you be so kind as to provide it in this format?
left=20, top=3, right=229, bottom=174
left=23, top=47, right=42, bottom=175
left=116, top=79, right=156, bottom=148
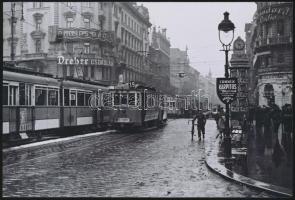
left=128, top=93, right=135, bottom=106
left=19, top=82, right=26, bottom=105
left=35, top=87, right=47, bottom=106
left=70, top=91, right=77, bottom=106
left=103, top=93, right=112, bottom=107
left=136, top=93, right=141, bottom=106
left=121, top=93, right=128, bottom=105
left=3, top=84, right=8, bottom=105
left=64, top=89, right=70, bottom=106
left=85, top=93, right=92, bottom=106
left=48, top=89, right=58, bottom=106
left=114, top=93, right=120, bottom=105
left=78, top=92, right=85, bottom=106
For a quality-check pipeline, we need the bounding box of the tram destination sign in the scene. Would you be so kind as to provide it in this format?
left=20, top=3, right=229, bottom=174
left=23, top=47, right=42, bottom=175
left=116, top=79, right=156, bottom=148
left=216, top=77, right=238, bottom=104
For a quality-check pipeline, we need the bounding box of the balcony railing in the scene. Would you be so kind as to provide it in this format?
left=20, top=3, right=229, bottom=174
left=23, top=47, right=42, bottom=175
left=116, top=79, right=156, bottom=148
left=255, top=35, right=292, bottom=48
left=24, top=52, right=47, bottom=59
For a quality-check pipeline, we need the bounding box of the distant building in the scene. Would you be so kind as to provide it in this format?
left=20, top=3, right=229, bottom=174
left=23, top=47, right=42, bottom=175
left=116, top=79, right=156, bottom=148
left=148, top=26, right=171, bottom=94
left=169, top=47, right=200, bottom=96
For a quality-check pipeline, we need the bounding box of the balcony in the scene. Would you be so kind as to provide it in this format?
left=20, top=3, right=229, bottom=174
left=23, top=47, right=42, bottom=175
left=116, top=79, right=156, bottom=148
left=81, top=6, right=94, bottom=15
left=23, top=52, right=47, bottom=60
left=255, top=35, right=292, bottom=49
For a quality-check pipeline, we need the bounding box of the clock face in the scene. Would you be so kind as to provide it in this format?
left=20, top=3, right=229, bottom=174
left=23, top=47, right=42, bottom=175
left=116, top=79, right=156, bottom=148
left=234, top=40, right=245, bottom=50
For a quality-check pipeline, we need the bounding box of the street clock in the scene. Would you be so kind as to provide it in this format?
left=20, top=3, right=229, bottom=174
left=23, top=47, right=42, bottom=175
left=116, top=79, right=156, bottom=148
left=233, top=37, right=245, bottom=51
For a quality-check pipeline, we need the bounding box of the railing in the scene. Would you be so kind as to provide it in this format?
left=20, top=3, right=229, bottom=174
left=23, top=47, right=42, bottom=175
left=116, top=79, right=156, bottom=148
left=255, top=35, right=292, bottom=47
left=24, top=52, right=47, bottom=59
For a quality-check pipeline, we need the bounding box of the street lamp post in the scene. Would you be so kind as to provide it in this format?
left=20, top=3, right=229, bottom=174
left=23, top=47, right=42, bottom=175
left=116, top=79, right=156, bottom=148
left=218, top=11, right=235, bottom=158
left=198, top=89, right=203, bottom=110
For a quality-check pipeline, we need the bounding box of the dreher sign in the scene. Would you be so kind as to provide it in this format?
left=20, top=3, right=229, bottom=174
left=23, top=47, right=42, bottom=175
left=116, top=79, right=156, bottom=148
left=216, top=77, right=238, bottom=104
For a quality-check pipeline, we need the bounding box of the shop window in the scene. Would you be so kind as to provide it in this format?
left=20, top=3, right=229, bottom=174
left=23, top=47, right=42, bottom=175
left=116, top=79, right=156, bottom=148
left=70, top=90, right=77, bottom=106
left=64, top=89, right=70, bottom=106
left=3, top=84, right=8, bottom=105
left=35, top=87, right=47, bottom=106
left=48, top=89, right=58, bottom=106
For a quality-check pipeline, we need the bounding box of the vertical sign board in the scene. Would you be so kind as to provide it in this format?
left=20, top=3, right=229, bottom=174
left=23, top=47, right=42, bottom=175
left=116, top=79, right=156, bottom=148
left=216, top=78, right=238, bottom=104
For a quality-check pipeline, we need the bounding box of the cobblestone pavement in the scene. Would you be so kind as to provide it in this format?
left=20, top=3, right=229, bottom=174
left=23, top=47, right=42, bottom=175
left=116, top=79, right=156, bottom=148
left=3, top=119, right=275, bottom=197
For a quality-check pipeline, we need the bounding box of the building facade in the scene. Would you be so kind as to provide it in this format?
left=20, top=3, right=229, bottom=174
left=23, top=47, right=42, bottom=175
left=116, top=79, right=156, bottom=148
left=148, top=26, right=171, bottom=94
left=3, top=2, right=152, bottom=86
left=169, top=47, right=200, bottom=96
left=249, top=2, right=293, bottom=108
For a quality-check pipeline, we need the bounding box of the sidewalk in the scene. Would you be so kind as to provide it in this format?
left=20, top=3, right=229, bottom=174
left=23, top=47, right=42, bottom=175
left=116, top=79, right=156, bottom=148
left=205, top=121, right=293, bottom=197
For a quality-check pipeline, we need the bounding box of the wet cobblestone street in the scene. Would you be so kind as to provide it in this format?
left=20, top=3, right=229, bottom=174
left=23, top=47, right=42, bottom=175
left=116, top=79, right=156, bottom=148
left=3, top=119, right=275, bottom=197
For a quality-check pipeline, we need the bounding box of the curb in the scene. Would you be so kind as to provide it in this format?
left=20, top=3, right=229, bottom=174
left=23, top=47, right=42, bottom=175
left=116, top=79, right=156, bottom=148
left=205, top=140, right=293, bottom=197
left=3, top=130, right=117, bottom=153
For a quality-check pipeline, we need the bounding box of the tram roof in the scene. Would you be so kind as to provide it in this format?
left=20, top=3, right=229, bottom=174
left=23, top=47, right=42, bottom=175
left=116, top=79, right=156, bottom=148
left=111, top=82, right=157, bottom=92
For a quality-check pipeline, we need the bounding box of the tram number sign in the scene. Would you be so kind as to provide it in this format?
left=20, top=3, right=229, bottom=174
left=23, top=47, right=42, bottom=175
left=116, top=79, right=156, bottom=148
left=216, top=78, right=238, bottom=104
left=129, top=81, right=135, bottom=89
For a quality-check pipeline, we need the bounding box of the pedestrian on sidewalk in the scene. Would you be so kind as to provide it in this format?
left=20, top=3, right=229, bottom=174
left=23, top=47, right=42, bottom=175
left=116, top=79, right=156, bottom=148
left=217, top=115, right=225, bottom=139
left=282, top=104, right=293, bottom=162
left=197, top=111, right=206, bottom=140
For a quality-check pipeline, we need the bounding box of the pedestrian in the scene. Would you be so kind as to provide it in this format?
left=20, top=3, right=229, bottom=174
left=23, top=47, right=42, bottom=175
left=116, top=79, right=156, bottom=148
left=197, top=111, right=206, bottom=140
left=282, top=104, right=292, bottom=162
left=191, top=111, right=199, bottom=140
left=218, top=115, right=226, bottom=139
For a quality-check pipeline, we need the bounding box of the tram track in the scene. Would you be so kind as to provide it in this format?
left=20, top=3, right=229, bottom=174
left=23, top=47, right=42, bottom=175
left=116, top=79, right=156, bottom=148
left=3, top=123, right=169, bottom=168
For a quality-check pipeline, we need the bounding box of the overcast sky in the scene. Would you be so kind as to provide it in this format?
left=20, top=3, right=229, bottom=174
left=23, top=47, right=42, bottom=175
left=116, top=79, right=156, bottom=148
left=141, top=2, right=256, bottom=77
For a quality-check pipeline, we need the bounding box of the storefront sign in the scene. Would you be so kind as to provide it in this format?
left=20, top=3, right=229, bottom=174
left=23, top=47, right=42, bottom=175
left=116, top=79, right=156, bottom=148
left=216, top=78, right=238, bottom=104
left=258, top=5, right=291, bottom=23
left=57, top=56, right=114, bottom=66
left=56, top=28, right=114, bottom=43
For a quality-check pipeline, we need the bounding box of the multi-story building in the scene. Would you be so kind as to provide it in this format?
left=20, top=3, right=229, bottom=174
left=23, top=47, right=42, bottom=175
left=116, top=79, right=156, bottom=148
left=148, top=26, right=171, bottom=94
left=249, top=2, right=293, bottom=108
left=3, top=2, right=152, bottom=86
left=169, top=47, right=200, bottom=96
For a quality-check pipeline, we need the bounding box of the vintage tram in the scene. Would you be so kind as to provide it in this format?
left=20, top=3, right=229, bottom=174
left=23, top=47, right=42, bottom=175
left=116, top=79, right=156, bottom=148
left=104, top=82, right=167, bottom=130
left=2, top=65, right=168, bottom=146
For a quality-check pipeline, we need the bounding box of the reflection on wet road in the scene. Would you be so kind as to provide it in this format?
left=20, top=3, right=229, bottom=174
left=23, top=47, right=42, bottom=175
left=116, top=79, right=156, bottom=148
left=3, top=119, right=274, bottom=197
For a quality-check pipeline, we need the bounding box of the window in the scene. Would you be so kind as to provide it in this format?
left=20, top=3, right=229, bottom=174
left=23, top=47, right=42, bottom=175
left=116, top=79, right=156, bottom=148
left=121, top=93, right=128, bottom=105
left=36, top=19, right=42, bottom=31
left=114, top=93, right=120, bottom=105
left=84, top=17, right=90, bottom=28
left=66, top=17, right=73, bottom=28
left=19, top=83, right=32, bottom=105
left=277, top=20, right=284, bottom=36
left=278, top=54, right=285, bottom=63
left=91, top=66, right=95, bottom=79
left=84, top=43, right=90, bottom=54
left=78, top=92, right=85, bottom=106
left=66, top=42, right=74, bottom=54
left=128, top=93, right=135, bottom=106
left=64, top=89, right=70, bottom=106
left=85, top=93, right=91, bottom=106
left=33, top=2, right=43, bottom=8
left=35, top=86, right=47, bottom=105
left=70, top=90, right=77, bottom=106
left=48, top=89, right=58, bottom=106
left=3, top=83, right=8, bottom=105
left=35, top=39, right=41, bottom=53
